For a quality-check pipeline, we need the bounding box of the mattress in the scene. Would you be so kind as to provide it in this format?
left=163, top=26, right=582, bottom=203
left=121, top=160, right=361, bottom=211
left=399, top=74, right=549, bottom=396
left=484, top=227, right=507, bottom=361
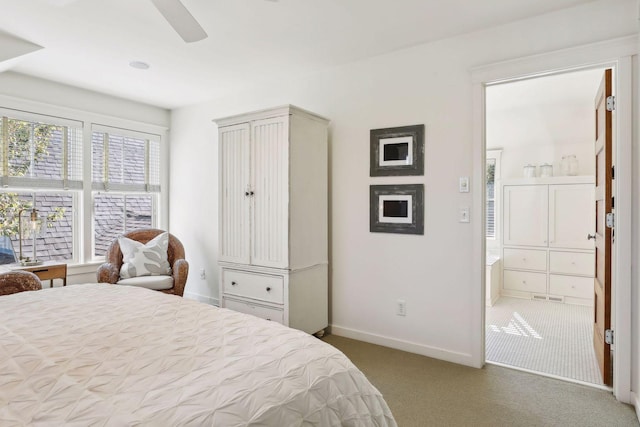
left=0, top=283, right=396, bottom=426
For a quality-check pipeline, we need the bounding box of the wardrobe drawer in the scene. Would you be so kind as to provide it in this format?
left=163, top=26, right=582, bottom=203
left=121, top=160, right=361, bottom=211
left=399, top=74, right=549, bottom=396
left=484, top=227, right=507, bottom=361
left=503, top=248, right=547, bottom=271
left=223, top=296, right=284, bottom=324
left=503, top=270, right=546, bottom=293
left=222, top=269, right=284, bottom=304
left=549, top=251, right=594, bottom=276
left=549, top=275, right=593, bottom=300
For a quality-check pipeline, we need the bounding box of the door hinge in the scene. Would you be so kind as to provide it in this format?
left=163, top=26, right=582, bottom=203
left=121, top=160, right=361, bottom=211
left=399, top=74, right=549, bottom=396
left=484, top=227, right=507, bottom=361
left=605, top=329, right=614, bottom=345
left=606, top=212, right=615, bottom=228
left=606, top=95, right=616, bottom=112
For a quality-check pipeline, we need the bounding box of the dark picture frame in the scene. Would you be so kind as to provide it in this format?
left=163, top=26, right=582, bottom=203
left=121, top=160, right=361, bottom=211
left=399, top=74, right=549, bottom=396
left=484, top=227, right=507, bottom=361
left=370, top=184, right=424, bottom=235
left=370, top=124, right=425, bottom=176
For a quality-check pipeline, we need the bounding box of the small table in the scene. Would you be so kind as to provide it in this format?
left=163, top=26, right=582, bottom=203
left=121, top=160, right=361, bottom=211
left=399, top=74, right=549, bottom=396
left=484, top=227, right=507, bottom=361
left=13, top=262, right=67, bottom=288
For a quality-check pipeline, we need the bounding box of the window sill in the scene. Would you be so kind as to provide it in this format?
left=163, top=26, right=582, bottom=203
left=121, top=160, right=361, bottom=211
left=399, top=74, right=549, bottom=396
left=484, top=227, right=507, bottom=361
left=67, top=261, right=103, bottom=277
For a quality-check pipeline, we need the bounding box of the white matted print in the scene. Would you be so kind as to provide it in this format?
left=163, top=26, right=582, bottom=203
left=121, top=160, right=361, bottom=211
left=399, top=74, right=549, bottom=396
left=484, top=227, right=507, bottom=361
left=379, top=136, right=413, bottom=167
left=378, top=194, right=413, bottom=224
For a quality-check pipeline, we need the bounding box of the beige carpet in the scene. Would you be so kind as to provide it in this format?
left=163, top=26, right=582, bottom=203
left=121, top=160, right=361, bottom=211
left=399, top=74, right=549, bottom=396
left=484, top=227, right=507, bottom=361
left=322, top=334, right=638, bottom=427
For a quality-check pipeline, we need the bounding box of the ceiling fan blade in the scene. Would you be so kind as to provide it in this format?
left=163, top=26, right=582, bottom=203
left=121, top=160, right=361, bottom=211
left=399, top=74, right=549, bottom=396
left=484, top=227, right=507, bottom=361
left=150, top=0, right=208, bottom=43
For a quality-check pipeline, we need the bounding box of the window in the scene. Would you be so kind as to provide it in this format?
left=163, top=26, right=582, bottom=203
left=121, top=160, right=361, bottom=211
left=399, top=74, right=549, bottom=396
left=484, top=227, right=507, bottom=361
left=486, top=150, right=502, bottom=240
left=92, top=126, right=160, bottom=257
left=0, top=110, right=82, bottom=262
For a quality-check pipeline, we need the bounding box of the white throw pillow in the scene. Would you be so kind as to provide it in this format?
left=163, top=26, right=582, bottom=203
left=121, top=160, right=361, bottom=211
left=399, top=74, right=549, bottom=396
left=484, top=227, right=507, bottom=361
left=118, top=232, right=171, bottom=279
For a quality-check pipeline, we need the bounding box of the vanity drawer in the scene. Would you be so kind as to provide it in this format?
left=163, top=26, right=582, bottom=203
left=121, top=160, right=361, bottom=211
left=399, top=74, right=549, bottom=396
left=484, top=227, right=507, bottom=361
left=223, top=296, right=284, bottom=324
left=503, top=248, right=547, bottom=271
left=504, top=270, right=546, bottom=293
left=549, top=274, right=593, bottom=300
left=549, top=251, right=594, bottom=276
left=222, top=269, right=284, bottom=304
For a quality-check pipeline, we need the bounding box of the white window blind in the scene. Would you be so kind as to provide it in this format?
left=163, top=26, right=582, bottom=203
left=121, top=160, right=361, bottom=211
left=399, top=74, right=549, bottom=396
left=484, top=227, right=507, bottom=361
left=0, top=110, right=83, bottom=190
left=91, top=125, right=161, bottom=192
left=486, top=150, right=502, bottom=240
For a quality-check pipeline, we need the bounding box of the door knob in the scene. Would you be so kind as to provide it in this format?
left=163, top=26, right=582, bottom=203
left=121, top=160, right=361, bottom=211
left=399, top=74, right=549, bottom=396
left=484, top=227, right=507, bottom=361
left=266, top=287, right=271, bottom=292
left=587, top=234, right=596, bottom=240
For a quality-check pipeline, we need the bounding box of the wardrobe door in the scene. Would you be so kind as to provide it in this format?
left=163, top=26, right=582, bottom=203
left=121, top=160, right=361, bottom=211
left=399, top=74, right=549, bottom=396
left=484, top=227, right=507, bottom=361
left=548, top=184, right=595, bottom=249
left=250, top=117, right=289, bottom=268
left=219, top=123, right=251, bottom=264
left=503, top=185, right=548, bottom=247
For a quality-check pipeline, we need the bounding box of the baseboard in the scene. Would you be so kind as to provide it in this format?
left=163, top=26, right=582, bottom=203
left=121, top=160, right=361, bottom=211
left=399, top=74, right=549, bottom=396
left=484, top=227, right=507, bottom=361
left=330, top=324, right=476, bottom=367
left=184, top=291, right=219, bottom=307
left=632, top=391, right=640, bottom=424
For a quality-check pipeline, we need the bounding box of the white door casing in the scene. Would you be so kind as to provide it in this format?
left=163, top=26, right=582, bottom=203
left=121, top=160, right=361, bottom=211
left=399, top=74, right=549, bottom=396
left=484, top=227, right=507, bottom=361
left=472, top=36, right=635, bottom=402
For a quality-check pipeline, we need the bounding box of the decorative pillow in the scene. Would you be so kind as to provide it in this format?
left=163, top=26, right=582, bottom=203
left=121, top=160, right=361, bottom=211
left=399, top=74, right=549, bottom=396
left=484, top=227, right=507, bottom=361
left=118, top=232, right=171, bottom=279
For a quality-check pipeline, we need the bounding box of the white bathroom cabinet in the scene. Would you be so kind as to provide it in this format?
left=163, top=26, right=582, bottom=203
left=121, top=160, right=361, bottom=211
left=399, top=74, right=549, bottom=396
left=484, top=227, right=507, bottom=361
left=215, top=105, right=329, bottom=334
left=501, top=177, right=595, bottom=305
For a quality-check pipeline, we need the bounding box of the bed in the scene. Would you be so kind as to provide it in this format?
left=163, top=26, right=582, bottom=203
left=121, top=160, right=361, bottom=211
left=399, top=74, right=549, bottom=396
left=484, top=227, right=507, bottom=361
left=0, top=283, right=396, bottom=426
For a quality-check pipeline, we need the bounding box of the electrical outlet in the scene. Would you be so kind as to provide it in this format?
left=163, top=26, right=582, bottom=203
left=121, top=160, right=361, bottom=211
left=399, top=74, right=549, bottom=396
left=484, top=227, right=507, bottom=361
left=199, top=268, right=206, bottom=279
left=396, top=299, right=406, bottom=316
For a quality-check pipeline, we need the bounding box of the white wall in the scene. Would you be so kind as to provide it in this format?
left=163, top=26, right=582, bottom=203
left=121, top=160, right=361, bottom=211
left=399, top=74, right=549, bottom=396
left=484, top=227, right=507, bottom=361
left=0, top=72, right=169, bottom=127
left=170, top=0, right=638, bottom=365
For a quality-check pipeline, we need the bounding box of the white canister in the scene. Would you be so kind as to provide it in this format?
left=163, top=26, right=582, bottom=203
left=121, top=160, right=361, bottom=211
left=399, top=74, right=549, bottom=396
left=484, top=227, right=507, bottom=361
left=561, top=155, right=579, bottom=176
left=523, top=164, right=536, bottom=178
left=540, top=163, right=553, bottom=177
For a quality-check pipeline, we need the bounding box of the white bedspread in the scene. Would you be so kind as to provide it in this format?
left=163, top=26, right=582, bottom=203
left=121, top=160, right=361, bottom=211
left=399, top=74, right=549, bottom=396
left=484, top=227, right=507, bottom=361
left=0, top=284, right=396, bottom=426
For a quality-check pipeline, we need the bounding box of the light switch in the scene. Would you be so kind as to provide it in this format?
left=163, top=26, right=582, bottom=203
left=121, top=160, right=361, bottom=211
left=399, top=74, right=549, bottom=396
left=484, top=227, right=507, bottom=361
left=459, top=176, right=469, bottom=193
left=459, top=207, right=470, bottom=223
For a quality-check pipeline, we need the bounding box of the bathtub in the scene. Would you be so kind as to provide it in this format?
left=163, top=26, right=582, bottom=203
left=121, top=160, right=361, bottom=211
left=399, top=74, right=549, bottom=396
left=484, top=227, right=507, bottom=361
left=486, top=254, right=501, bottom=307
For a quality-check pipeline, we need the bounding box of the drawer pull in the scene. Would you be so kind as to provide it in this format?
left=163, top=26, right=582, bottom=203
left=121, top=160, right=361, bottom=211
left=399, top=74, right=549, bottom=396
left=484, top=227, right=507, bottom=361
left=587, top=234, right=596, bottom=240
left=231, top=281, right=237, bottom=286
left=522, top=258, right=527, bottom=262
left=266, top=287, right=271, bottom=292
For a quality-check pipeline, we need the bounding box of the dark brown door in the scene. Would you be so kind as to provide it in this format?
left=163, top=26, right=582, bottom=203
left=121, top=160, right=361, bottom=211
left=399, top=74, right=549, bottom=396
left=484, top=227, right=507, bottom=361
left=593, top=68, right=612, bottom=386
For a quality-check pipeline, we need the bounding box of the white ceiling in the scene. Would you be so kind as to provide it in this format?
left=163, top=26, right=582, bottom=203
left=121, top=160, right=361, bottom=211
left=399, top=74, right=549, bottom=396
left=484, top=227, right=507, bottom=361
left=0, top=0, right=599, bottom=109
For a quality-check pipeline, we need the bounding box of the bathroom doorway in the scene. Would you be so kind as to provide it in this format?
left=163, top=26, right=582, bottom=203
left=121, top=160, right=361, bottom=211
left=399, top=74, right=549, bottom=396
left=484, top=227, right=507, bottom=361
left=483, top=67, right=609, bottom=387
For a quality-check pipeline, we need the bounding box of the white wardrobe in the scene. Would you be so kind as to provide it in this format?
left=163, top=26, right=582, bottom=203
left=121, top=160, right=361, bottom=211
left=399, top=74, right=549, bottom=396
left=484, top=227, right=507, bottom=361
left=215, top=105, right=329, bottom=334
left=501, top=176, right=595, bottom=305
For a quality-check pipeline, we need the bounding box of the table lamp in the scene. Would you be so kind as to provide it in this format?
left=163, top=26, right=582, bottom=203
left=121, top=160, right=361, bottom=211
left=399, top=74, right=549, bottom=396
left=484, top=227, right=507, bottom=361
left=18, top=207, right=42, bottom=266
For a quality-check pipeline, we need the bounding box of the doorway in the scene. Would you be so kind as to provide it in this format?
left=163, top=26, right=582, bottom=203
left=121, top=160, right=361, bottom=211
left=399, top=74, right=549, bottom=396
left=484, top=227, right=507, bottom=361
left=482, top=68, right=609, bottom=387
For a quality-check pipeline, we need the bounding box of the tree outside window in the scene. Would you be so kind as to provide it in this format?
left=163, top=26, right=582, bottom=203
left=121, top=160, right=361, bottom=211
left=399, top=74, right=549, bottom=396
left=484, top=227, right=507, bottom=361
left=0, top=118, right=74, bottom=261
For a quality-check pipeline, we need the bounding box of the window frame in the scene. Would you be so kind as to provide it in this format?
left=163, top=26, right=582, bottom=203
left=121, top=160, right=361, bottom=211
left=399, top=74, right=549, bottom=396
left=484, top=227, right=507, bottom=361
left=486, top=149, right=502, bottom=243
left=0, top=96, right=168, bottom=269
left=0, top=110, right=83, bottom=264
left=90, top=125, right=163, bottom=260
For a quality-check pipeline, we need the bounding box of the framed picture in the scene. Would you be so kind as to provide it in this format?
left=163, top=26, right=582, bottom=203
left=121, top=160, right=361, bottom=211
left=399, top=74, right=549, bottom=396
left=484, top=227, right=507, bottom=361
left=370, top=124, right=424, bottom=176
left=370, top=184, right=424, bottom=235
